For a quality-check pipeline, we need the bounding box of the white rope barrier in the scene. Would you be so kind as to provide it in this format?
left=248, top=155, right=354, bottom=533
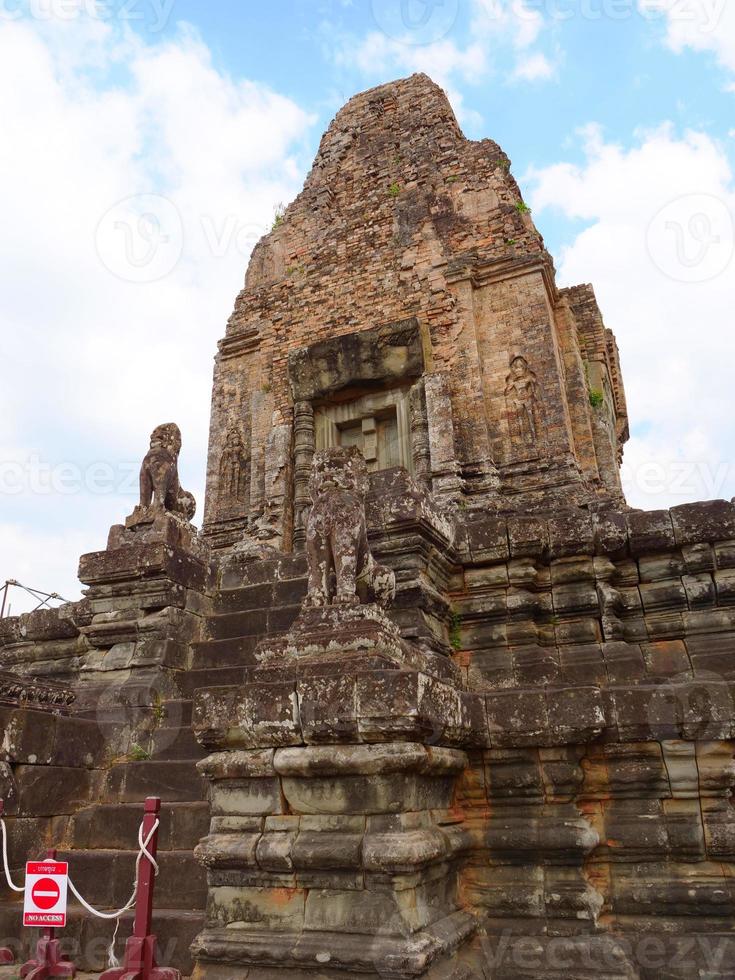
left=67, top=819, right=160, bottom=920
left=1, top=815, right=160, bottom=969
left=0, top=819, right=24, bottom=893
left=68, top=819, right=160, bottom=968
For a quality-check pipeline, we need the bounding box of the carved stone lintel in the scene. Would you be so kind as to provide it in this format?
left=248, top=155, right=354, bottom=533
left=0, top=672, right=75, bottom=712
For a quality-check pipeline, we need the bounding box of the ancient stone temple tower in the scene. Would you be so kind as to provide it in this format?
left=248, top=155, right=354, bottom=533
left=202, top=72, right=628, bottom=553
left=1, top=74, right=734, bottom=980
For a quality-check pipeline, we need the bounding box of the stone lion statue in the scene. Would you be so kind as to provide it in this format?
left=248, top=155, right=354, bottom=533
left=138, top=422, right=196, bottom=521
left=304, top=447, right=395, bottom=609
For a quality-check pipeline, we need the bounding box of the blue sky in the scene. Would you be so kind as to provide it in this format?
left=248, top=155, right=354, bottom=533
left=1, top=0, right=734, bottom=611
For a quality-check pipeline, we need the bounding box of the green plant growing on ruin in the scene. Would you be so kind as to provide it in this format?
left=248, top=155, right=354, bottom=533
left=129, top=743, right=151, bottom=762
left=151, top=693, right=166, bottom=727
left=449, top=611, right=463, bottom=652
left=505, top=238, right=517, bottom=246
left=262, top=382, right=272, bottom=394
left=388, top=182, right=401, bottom=197
left=589, top=389, right=604, bottom=409
left=446, top=175, right=459, bottom=183
left=515, top=200, right=531, bottom=215
left=271, top=203, right=286, bottom=230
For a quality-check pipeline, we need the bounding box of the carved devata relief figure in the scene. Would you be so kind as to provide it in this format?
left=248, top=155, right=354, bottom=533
left=304, top=447, right=395, bottom=609
left=219, top=427, right=249, bottom=504
left=504, top=355, right=541, bottom=455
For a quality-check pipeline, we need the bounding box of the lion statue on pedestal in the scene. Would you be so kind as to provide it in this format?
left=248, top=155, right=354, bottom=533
left=138, top=422, right=196, bottom=521
left=304, top=447, right=395, bottom=609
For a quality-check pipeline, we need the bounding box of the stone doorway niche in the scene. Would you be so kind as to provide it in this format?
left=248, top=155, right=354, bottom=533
left=288, top=318, right=425, bottom=546
left=314, top=387, right=412, bottom=473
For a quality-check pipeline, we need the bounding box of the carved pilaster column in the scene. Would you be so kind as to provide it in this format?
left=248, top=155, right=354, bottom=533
left=424, top=372, right=463, bottom=500
left=409, top=379, right=431, bottom=487
left=292, top=400, right=315, bottom=550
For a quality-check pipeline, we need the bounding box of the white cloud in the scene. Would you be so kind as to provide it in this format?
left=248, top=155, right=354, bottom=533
left=340, top=30, right=488, bottom=85
left=471, top=0, right=545, bottom=49
left=513, top=51, right=555, bottom=81
left=526, top=123, right=735, bottom=510
left=0, top=16, right=314, bottom=612
left=639, top=0, right=735, bottom=80
left=329, top=0, right=558, bottom=109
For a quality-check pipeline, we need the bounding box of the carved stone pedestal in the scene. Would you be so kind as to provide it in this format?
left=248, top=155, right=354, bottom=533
left=77, top=502, right=212, bottom=713
left=107, top=505, right=209, bottom=561
left=192, top=608, right=485, bottom=978
left=192, top=742, right=476, bottom=978
left=254, top=603, right=460, bottom=687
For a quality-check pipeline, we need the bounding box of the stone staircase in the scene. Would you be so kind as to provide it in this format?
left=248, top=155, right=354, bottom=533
left=182, top=554, right=308, bottom=695
left=0, top=697, right=209, bottom=974
left=0, top=557, right=308, bottom=976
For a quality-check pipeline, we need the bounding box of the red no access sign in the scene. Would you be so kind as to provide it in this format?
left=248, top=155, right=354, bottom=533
left=23, top=861, right=68, bottom=927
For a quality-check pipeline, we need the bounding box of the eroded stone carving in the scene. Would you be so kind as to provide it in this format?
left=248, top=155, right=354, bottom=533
left=218, top=427, right=248, bottom=503
left=106, top=422, right=207, bottom=556
left=136, top=422, right=196, bottom=521
left=304, top=447, right=395, bottom=608
left=505, top=355, right=541, bottom=452
left=0, top=671, right=75, bottom=711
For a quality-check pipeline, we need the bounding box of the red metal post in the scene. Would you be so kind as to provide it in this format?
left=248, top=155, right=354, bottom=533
left=99, top=797, right=181, bottom=980
left=20, top=849, right=76, bottom=980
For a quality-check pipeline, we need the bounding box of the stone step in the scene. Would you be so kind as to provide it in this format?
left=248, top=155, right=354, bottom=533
left=0, top=899, right=203, bottom=974
left=190, top=635, right=261, bottom=669
left=56, top=848, right=207, bottom=911
left=67, top=801, right=209, bottom=851
left=163, top=698, right=194, bottom=726
left=213, top=577, right=307, bottom=614
left=205, top=604, right=299, bottom=641
left=179, top=665, right=254, bottom=698
left=219, top=553, right=307, bottom=592
left=148, top=724, right=208, bottom=762
left=74, top=698, right=194, bottom=727
left=103, top=760, right=207, bottom=804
